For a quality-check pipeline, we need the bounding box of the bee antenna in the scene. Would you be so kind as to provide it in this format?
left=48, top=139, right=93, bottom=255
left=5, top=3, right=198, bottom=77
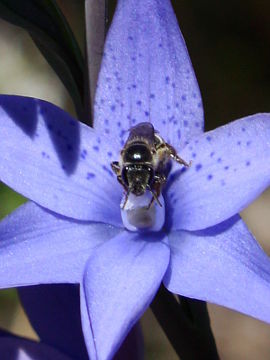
left=147, top=186, right=162, bottom=207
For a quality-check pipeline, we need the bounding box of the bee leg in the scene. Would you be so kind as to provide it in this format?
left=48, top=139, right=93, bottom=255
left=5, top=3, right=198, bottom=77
left=165, top=143, right=191, bottom=167
left=121, top=189, right=130, bottom=209
left=147, top=174, right=166, bottom=209
left=111, top=161, right=121, bottom=175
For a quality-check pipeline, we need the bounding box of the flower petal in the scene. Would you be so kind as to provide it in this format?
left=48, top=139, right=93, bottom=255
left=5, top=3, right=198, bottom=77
left=0, top=201, right=121, bottom=287
left=0, top=95, right=122, bottom=224
left=82, top=231, right=169, bottom=360
left=164, top=215, right=270, bottom=324
left=0, top=330, right=72, bottom=360
left=168, top=113, right=270, bottom=230
left=18, top=284, right=88, bottom=360
left=94, top=0, right=203, bottom=150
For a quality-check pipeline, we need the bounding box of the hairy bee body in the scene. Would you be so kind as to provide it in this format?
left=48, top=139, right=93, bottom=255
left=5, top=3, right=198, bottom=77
left=111, top=122, right=190, bottom=208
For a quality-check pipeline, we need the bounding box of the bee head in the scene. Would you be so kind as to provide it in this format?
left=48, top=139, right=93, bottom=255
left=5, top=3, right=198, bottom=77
left=122, top=165, right=154, bottom=196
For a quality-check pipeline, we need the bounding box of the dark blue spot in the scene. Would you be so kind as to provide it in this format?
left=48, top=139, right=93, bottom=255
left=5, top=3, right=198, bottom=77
left=105, top=119, right=109, bottom=125
left=150, top=93, right=155, bottom=99
left=197, top=102, right=202, bottom=108
left=120, top=130, right=126, bottom=137
left=107, top=151, right=112, bottom=157
left=169, top=116, right=175, bottom=123
left=145, top=111, right=149, bottom=117
left=195, top=122, right=200, bottom=128
left=105, top=128, right=110, bottom=134
left=207, top=174, right=213, bottom=180
left=162, top=120, right=166, bottom=125
left=206, top=136, right=212, bottom=142
left=246, top=161, right=251, bottom=166
left=121, top=139, right=125, bottom=146
left=242, top=127, right=246, bottom=132
left=87, top=172, right=96, bottom=180
left=93, top=145, right=99, bottom=152
left=41, top=151, right=46, bottom=158
left=192, top=153, right=196, bottom=158
left=172, top=82, right=176, bottom=88
left=105, top=77, right=111, bottom=83
left=210, top=152, right=215, bottom=157
left=237, top=141, right=241, bottom=146
left=128, top=35, right=133, bottom=40
left=158, top=43, right=163, bottom=48
left=117, top=121, right=121, bottom=127
left=177, top=130, right=181, bottom=139
left=167, top=105, right=171, bottom=110
left=217, top=158, right=222, bottom=163
left=120, top=103, right=124, bottom=108
left=136, top=100, right=142, bottom=106
left=131, top=56, right=136, bottom=61
left=80, top=149, right=88, bottom=159
left=116, top=86, right=121, bottom=91
left=102, top=165, right=114, bottom=177
left=127, top=114, right=131, bottom=120
left=165, top=76, right=170, bottom=84
left=175, top=102, right=179, bottom=108
left=100, top=98, right=104, bottom=104
left=132, top=118, right=136, bottom=124
left=110, top=105, right=116, bottom=112
left=246, top=140, right=251, bottom=146
left=196, top=164, right=202, bottom=171
left=132, top=84, right=137, bottom=89
left=181, top=95, right=187, bottom=101
left=169, top=192, right=175, bottom=199
left=224, top=166, right=229, bottom=170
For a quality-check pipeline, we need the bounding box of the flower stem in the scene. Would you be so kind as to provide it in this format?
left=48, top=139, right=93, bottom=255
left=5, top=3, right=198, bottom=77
left=150, top=285, right=219, bottom=359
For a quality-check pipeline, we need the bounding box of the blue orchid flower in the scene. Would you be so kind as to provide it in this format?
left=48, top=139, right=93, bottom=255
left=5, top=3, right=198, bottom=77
left=0, top=0, right=270, bottom=359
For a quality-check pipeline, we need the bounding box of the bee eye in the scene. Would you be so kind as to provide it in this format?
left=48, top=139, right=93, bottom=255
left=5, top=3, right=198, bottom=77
left=121, top=167, right=129, bottom=186
left=147, top=167, right=154, bottom=184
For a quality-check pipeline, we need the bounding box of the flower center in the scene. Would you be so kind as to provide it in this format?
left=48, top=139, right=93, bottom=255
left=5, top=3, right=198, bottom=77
left=121, top=192, right=165, bottom=232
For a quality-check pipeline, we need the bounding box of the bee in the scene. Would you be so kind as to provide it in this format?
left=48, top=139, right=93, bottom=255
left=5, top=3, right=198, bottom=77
left=111, top=122, right=190, bottom=209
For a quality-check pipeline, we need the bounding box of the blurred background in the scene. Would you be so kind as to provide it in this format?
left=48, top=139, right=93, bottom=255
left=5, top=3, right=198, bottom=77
left=0, top=0, right=270, bottom=359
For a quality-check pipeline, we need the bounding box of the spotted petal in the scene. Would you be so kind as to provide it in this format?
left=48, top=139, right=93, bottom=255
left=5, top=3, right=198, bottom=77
left=0, top=201, right=121, bottom=288
left=94, top=0, right=203, bottom=150
left=0, top=95, right=122, bottom=225
left=81, top=231, right=169, bottom=360
left=164, top=216, right=270, bottom=324
left=168, top=113, right=270, bottom=230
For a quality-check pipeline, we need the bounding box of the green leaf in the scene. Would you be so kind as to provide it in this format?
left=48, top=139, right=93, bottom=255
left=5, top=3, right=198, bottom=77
left=0, top=0, right=86, bottom=122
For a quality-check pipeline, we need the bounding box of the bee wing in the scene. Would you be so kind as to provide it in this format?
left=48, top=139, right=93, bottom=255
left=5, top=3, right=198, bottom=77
left=127, top=122, right=155, bottom=145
